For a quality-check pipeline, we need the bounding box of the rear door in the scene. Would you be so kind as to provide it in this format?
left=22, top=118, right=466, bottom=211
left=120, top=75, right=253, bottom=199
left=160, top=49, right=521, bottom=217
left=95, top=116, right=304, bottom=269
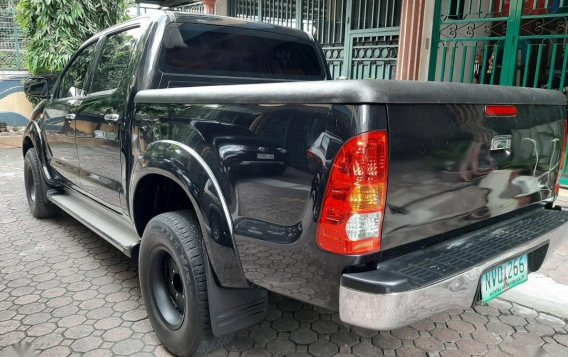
left=74, top=26, right=142, bottom=210
left=44, top=41, right=98, bottom=187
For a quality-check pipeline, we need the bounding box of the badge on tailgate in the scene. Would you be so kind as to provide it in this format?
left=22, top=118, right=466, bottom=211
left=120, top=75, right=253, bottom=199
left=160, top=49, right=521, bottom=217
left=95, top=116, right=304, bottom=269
left=490, top=135, right=512, bottom=151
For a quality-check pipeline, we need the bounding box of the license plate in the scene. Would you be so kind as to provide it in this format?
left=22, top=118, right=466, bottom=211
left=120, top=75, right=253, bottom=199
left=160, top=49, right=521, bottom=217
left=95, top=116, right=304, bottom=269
left=481, top=255, right=528, bottom=303
left=257, top=153, right=275, bottom=160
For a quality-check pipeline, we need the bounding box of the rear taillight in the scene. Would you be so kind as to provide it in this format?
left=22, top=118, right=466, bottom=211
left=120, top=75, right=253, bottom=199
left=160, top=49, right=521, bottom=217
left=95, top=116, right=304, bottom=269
left=317, top=131, right=388, bottom=255
left=555, top=119, right=568, bottom=195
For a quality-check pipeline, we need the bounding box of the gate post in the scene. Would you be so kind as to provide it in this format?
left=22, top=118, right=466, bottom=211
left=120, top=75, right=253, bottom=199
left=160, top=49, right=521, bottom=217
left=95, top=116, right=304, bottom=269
left=427, top=0, right=442, bottom=81
left=396, top=0, right=427, bottom=80
left=295, top=0, right=302, bottom=29
left=341, top=0, right=353, bottom=78
left=499, top=0, right=523, bottom=86
left=203, top=0, right=216, bottom=14
left=258, top=0, right=264, bottom=21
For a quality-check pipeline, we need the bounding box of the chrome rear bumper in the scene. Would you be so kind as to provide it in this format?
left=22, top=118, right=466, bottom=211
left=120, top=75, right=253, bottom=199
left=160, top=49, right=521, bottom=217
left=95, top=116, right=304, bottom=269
left=339, top=209, right=568, bottom=330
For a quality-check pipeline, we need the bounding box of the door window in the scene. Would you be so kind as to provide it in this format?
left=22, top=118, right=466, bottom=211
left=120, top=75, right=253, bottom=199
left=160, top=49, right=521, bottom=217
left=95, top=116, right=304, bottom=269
left=57, top=42, right=97, bottom=99
left=91, top=27, right=142, bottom=93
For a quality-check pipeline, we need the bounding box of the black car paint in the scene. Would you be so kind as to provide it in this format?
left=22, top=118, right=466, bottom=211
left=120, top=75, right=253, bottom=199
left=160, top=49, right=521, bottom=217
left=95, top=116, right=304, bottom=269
left=132, top=95, right=565, bottom=308
left=384, top=103, right=566, bottom=249
left=24, top=11, right=567, bottom=310
left=133, top=102, right=375, bottom=304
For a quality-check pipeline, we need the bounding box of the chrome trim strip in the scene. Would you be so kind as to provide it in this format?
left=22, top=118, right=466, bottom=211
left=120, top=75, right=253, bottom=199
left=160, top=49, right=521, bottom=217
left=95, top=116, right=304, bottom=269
left=339, top=220, right=568, bottom=330
left=159, top=139, right=234, bottom=236
left=29, top=120, right=54, bottom=182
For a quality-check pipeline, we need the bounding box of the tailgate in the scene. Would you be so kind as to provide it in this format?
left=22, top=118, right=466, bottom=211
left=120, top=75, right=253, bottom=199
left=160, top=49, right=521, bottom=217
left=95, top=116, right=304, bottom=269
left=382, top=101, right=566, bottom=250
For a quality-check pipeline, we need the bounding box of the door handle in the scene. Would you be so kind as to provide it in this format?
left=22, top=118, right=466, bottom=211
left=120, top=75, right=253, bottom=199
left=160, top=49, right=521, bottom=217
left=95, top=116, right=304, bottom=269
left=104, top=114, right=120, bottom=123
left=65, top=114, right=76, bottom=121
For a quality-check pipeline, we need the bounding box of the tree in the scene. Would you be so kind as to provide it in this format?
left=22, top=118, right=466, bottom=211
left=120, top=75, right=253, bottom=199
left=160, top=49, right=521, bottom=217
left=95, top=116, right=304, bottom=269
left=16, top=0, right=132, bottom=75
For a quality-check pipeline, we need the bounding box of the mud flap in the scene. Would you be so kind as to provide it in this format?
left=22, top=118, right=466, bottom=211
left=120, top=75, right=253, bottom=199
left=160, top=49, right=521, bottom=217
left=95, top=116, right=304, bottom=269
left=205, top=259, right=268, bottom=336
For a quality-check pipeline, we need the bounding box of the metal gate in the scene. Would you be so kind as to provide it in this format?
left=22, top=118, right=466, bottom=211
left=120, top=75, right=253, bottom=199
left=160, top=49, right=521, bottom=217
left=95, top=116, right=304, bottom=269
left=429, top=0, right=568, bottom=90
left=229, top=0, right=401, bottom=79
left=0, top=0, right=23, bottom=71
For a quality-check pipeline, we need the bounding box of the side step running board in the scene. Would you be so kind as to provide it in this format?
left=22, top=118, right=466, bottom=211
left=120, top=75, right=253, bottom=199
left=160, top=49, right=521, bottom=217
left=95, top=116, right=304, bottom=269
left=47, top=189, right=140, bottom=257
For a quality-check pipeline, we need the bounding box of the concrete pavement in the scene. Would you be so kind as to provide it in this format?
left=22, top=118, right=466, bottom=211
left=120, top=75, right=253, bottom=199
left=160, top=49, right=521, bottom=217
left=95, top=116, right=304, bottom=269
left=1, top=147, right=568, bottom=356
left=499, top=191, right=568, bottom=319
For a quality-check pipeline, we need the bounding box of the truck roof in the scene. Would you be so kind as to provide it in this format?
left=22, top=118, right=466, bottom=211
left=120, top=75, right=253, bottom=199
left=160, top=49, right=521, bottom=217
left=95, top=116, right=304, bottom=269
left=83, top=11, right=314, bottom=46
left=167, top=11, right=314, bottom=40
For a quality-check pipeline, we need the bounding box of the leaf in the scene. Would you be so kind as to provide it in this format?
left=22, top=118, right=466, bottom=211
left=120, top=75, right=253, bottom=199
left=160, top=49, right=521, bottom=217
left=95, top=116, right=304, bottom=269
left=16, top=0, right=131, bottom=75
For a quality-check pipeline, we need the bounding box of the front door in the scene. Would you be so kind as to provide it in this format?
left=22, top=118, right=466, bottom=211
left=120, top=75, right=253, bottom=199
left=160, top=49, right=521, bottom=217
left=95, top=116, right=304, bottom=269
left=43, top=41, right=98, bottom=187
left=74, top=26, right=142, bottom=209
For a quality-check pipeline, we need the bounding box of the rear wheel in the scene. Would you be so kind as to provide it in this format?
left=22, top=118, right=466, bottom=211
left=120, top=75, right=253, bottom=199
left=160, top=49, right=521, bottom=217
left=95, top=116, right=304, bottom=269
left=139, top=210, right=229, bottom=356
left=24, top=148, right=59, bottom=218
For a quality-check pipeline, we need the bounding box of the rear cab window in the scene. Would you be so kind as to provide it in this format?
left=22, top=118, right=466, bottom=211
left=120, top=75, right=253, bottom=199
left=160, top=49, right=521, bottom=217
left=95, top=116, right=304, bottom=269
left=158, top=23, right=327, bottom=82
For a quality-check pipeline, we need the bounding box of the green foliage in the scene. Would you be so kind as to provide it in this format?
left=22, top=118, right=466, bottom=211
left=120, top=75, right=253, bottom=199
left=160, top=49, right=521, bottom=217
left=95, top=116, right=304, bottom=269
left=0, top=51, right=17, bottom=70
left=16, top=0, right=132, bottom=75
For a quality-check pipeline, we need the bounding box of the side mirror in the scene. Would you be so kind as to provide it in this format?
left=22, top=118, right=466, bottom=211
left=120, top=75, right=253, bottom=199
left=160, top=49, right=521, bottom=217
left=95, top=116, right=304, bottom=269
left=24, top=77, right=49, bottom=98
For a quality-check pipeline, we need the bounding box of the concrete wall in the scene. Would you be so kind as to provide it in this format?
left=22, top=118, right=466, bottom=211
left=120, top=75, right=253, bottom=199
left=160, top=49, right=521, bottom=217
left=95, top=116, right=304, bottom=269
left=0, top=72, right=32, bottom=128
left=215, top=0, right=228, bottom=16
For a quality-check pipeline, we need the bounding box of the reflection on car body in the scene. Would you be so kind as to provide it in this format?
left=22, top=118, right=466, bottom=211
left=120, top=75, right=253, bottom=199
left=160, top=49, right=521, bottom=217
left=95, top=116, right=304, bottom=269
left=307, top=131, right=343, bottom=173
left=192, top=120, right=288, bottom=178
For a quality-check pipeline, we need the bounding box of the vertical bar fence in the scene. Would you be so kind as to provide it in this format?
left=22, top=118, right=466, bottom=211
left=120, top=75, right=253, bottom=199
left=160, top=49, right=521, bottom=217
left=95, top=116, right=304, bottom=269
left=229, top=0, right=401, bottom=79
left=0, top=0, right=24, bottom=71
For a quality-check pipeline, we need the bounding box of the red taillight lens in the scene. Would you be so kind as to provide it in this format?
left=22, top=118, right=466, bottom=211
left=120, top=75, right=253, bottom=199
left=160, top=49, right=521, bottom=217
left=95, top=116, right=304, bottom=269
left=317, top=131, right=388, bottom=255
left=485, top=105, right=518, bottom=117
left=555, top=119, right=568, bottom=195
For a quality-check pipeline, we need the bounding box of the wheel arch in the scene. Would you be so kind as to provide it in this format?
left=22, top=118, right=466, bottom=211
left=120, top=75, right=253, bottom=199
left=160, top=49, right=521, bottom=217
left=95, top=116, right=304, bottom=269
left=22, top=135, right=34, bottom=156
left=22, top=99, right=47, bottom=156
left=131, top=170, right=198, bottom=236
left=130, top=140, right=247, bottom=288
left=22, top=118, right=60, bottom=186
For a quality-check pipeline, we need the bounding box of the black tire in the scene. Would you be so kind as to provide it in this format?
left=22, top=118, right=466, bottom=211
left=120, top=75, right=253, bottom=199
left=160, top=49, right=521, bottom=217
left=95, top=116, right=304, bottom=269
left=139, top=210, right=229, bottom=356
left=24, top=148, right=59, bottom=218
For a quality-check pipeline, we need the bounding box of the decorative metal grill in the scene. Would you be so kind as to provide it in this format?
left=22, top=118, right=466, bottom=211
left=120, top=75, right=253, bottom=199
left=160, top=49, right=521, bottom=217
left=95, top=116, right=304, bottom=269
left=175, top=2, right=206, bottom=13
left=229, top=0, right=401, bottom=79
left=351, top=0, right=401, bottom=30
left=133, top=2, right=205, bottom=15
left=350, top=34, right=398, bottom=79
left=430, top=0, right=568, bottom=90
left=0, top=0, right=24, bottom=71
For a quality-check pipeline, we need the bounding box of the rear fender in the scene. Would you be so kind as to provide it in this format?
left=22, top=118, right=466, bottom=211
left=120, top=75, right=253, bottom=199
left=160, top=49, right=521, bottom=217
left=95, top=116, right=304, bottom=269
left=130, top=140, right=248, bottom=288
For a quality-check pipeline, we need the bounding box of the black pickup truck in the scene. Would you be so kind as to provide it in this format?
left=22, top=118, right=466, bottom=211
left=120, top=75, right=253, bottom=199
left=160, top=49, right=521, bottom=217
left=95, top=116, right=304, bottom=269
left=22, top=11, right=568, bottom=356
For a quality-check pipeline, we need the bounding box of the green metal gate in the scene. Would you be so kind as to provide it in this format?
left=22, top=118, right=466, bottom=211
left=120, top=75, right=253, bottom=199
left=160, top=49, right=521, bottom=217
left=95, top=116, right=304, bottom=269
left=429, top=0, right=568, bottom=186
left=229, top=0, right=401, bottom=79
left=429, top=0, right=568, bottom=89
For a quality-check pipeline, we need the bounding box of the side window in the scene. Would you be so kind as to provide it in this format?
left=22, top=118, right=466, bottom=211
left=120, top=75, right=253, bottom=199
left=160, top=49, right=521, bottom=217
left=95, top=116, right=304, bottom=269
left=57, top=42, right=97, bottom=99
left=91, top=27, right=142, bottom=93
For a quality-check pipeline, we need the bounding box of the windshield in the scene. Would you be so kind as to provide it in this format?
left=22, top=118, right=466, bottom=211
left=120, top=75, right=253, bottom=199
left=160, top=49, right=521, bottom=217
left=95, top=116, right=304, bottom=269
left=159, top=22, right=326, bottom=81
